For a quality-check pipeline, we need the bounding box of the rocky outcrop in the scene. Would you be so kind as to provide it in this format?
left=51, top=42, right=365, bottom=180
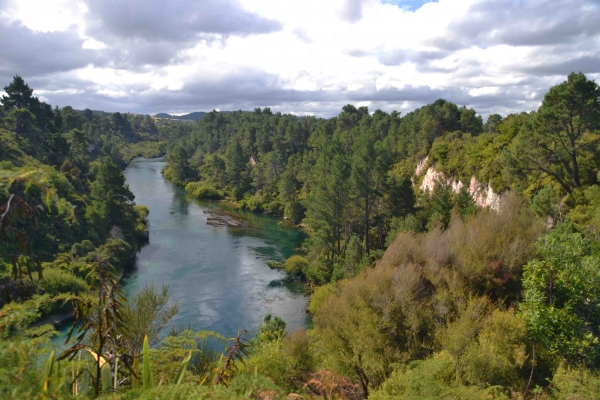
left=416, top=157, right=503, bottom=210
left=203, top=209, right=247, bottom=227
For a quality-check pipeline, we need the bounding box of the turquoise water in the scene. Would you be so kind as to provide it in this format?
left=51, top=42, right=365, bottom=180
left=56, top=157, right=309, bottom=345
left=122, top=157, right=309, bottom=338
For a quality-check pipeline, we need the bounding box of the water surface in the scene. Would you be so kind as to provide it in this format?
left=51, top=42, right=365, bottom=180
left=121, top=157, right=309, bottom=338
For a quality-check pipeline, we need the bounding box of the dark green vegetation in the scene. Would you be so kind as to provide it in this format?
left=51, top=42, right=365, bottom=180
left=0, top=75, right=167, bottom=311
left=2, top=72, right=600, bottom=399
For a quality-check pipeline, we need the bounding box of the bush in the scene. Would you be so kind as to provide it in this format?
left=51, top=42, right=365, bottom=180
left=436, top=298, right=528, bottom=388
left=546, top=365, right=600, bottom=400
left=307, top=283, right=336, bottom=315
left=247, top=329, right=318, bottom=392
left=184, top=182, right=223, bottom=200
left=40, top=267, right=88, bottom=296
left=381, top=193, right=545, bottom=303
left=284, top=255, right=309, bottom=276
left=240, top=193, right=265, bottom=212
left=370, top=352, right=510, bottom=400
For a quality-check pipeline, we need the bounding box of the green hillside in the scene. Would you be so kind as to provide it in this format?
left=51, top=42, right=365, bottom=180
left=2, top=73, right=600, bottom=399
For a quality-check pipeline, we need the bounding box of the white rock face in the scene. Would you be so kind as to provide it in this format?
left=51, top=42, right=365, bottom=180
left=415, top=156, right=429, bottom=176
left=468, top=176, right=503, bottom=210
left=416, top=157, right=503, bottom=210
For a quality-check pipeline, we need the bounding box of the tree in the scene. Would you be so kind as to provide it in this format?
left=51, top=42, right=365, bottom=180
left=1, top=76, right=54, bottom=132
left=225, top=138, right=246, bottom=199
left=506, top=73, right=600, bottom=193
left=256, top=314, right=287, bottom=343
left=1, top=75, right=35, bottom=112
left=458, top=106, right=483, bottom=135
left=5, top=108, right=36, bottom=139
left=166, top=145, right=191, bottom=185
left=538, top=72, right=600, bottom=188
left=519, top=230, right=600, bottom=366
left=484, top=114, right=503, bottom=134
left=87, top=158, right=136, bottom=239
left=304, top=131, right=350, bottom=259
left=351, top=125, right=389, bottom=255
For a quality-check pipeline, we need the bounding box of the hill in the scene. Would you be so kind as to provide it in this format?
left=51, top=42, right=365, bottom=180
left=154, top=111, right=207, bottom=121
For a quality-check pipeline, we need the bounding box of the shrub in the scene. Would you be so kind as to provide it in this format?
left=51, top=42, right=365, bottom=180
left=240, top=193, right=264, bottom=212
left=184, top=182, right=223, bottom=200
left=546, top=365, right=600, bottom=399
left=284, top=255, right=309, bottom=276
left=370, top=352, right=510, bottom=400
left=247, top=329, right=318, bottom=392
left=307, top=283, right=336, bottom=315
left=40, top=268, right=88, bottom=296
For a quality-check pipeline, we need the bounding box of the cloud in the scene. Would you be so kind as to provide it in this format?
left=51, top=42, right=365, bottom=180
left=76, top=0, right=283, bottom=68
left=378, top=49, right=448, bottom=66
left=84, top=0, right=282, bottom=43
left=429, top=0, right=600, bottom=50
left=340, top=0, right=367, bottom=23
left=28, top=66, right=544, bottom=121
left=0, top=20, right=97, bottom=79
left=1, top=0, right=599, bottom=121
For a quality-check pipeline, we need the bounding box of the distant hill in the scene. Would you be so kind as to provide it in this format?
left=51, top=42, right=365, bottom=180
left=154, top=111, right=207, bottom=121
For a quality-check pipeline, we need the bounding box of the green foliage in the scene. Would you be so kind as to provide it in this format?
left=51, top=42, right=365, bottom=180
left=0, top=296, right=66, bottom=399
left=143, top=335, right=154, bottom=390
left=247, top=329, right=318, bottom=392
left=370, top=351, right=509, bottom=400
left=386, top=214, right=423, bottom=246
left=39, top=267, right=88, bottom=296
left=504, top=73, right=600, bottom=194
left=331, top=234, right=369, bottom=281
left=284, top=255, right=309, bottom=276
left=120, top=283, right=179, bottom=359
left=185, top=181, right=224, bottom=200
left=151, top=329, right=226, bottom=384
left=436, top=298, right=528, bottom=388
left=307, top=283, right=336, bottom=315
left=256, top=314, right=287, bottom=343
left=545, top=365, right=600, bottom=399
left=519, top=229, right=600, bottom=365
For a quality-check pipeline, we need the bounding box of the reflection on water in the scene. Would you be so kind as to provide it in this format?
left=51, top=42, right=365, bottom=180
left=121, top=157, right=309, bottom=339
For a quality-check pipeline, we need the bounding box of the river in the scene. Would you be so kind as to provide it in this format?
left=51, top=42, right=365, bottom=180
left=118, top=157, right=309, bottom=338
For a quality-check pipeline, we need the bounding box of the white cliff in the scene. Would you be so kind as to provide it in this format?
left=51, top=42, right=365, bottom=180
left=416, top=157, right=503, bottom=210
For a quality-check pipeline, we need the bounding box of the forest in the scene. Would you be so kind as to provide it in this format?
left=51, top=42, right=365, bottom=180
left=1, top=72, right=600, bottom=399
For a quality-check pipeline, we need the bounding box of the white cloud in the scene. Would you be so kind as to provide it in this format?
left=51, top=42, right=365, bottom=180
left=2, top=0, right=86, bottom=32
left=96, top=88, right=127, bottom=98
left=1, top=0, right=599, bottom=118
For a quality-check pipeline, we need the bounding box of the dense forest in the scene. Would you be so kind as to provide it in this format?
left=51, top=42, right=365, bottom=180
left=1, top=72, right=600, bottom=399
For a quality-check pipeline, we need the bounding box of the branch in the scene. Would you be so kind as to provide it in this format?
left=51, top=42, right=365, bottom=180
left=0, top=194, right=16, bottom=230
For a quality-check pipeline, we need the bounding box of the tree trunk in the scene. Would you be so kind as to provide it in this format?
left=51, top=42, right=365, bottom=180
left=365, top=192, right=370, bottom=256
left=571, top=145, right=581, bottom=187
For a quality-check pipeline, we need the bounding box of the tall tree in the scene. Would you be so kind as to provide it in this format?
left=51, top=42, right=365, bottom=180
left=1, top=75, right=35, bottom=112
left=351, top=125, right=389, bottom=255
left=506, top=73, right=600, bottom=193
left=225, top=138, right=246, bottom=199
left=304, top=131, right=350, bottom=259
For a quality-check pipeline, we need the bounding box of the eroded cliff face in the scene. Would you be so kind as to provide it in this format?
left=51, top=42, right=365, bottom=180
left=416, top=156, right=503, bottom=210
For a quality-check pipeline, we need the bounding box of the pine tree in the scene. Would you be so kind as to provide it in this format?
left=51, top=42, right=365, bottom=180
left=1, top=75, right=35, bottom=112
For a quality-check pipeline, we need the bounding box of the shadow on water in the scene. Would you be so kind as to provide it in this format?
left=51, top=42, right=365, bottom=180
left=170, top=186, right=190, bottom=215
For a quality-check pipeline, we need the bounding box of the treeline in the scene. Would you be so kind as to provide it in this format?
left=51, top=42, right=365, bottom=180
left=0, top=75, right=166, bottom=312
left=164, top=73, right=600, bottom=286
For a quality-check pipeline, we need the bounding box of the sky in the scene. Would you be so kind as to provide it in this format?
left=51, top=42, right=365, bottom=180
left=0, top=0, right=599, bottom=118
